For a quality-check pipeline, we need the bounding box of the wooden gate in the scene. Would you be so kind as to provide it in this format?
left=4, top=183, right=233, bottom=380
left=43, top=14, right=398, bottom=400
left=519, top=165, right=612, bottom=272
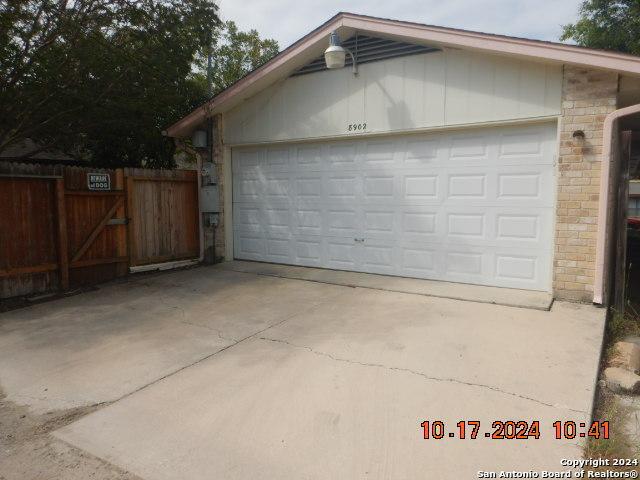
left=0, top=163, right=200, bottom=299
left=60, top=168, right=129, bottom=290
left=125, top=168, right=199, bottom=266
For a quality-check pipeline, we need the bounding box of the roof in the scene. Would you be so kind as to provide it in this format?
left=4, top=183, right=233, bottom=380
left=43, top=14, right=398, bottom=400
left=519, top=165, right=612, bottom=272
left=0, top=138, right=76, bottom=163
left=166, top=12, right=640, bottom=138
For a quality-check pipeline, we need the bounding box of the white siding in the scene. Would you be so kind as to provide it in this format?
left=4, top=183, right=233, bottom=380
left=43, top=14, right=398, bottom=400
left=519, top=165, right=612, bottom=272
left=224, top=50, right=562, bottom=145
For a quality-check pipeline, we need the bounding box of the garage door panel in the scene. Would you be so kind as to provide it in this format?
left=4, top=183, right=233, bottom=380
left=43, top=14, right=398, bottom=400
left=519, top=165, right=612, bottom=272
left=294, top=208, right=323, bottom=236
left=233, top=123, right=556, bottom=291
left=363, top=175, right=397, bottom=200
left=293, top=237, right=323, bottom=266
left=325, top=237, right=360, bottom=270
left=446, top=173, right=488, bottom=200
left=361, top=243, right=396, bottom=275
left=264, top=147, right=290, bottom=169
left=448, top=133, right=490, bottom=161
left=235, top=150, right=261, bottom=173
left=398, top=242, right=552, bottom=289
left=363, top=140, right=398, bottom=167
left=327, top=209, right=359, bottom=237
left=327, top=174, right=359, bottom=200
left=295, top=145, right=323, bottom=168
left=235, top=205, right=262, bottom=230
left=404, top=138, right=440, bottom=165
left=234, top=233, right=266, bottom=260
left=496, top=251, right=552, bottom=289
left=295, top=176, right=322, bottom=199
left=233, top=175, right=262, bottom=202
left=496, top=214, right=539, bottom=240
left=362, top=208, right=398, bottom=240
left=447, top=212, right=486, bottom=239
left=445, top=250, right=486, bottom=277
left=401, top=246, right=439, bottom=277
left=494, top=210, right=554, bottom=248
left=497, top=170, right=552, bottom=205
left=441, top=165, right=553, bottom=207
left=263, top=207, right=292, bottom=230
left=499, top=130, right=544, bottom=158
left=402, top=174, right=440, bottom=201
left=328, top=143, right=358, bottom=167
left=263, top=225, right=292, bottom=239
left=264, top=173, right=291, bottom=199
left=495, top=254, right=538, bottom=281
left=401, top=210, right=442, bottom=245
left=497, top=125, right=557, bottom=166
left=264, top=238, right=293, bottom=263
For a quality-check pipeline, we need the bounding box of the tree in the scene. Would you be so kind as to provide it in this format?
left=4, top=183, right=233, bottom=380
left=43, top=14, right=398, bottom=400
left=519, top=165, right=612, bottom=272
left=0, top=0, right=220, bottom=167
left=199, top=20, right=279, bottom=96
left=561, top=0, right=640, bottom=55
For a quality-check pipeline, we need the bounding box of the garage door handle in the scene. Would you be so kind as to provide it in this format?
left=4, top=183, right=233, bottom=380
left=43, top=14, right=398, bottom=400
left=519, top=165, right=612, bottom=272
left=354, top=238, right=365, bottom=243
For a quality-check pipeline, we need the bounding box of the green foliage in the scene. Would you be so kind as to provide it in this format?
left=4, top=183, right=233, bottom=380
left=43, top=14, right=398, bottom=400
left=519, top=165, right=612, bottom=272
left=561, top=0, right=640, bottom=55
left=198, top=20, right=280, bottom=96
left=0, top=0, right=219, bottom=168
left=0, top=3, right=279, bottom=168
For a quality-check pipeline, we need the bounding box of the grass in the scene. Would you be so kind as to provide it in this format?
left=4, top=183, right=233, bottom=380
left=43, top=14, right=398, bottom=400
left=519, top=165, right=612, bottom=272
left=604, top=305, right=640, bottom=367
left=583, top=299, right=640, bottom=466
left=584, top=389, right=638, bottom=463
left=608, top=305, right=640, bottom=344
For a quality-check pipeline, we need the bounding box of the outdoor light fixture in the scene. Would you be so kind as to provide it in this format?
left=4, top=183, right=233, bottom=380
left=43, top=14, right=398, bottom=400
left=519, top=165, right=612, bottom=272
left=324, top=31, right=358, bottom=75
left=192, top=129, right=208, bottom=148
left=572, top=129, right=586, bottom=149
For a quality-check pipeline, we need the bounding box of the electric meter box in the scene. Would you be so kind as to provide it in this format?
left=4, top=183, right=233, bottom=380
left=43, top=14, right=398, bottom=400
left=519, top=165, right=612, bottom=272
left=200, top=185, right=220, bottom=213
left=201, top=162, right=216, bottom=185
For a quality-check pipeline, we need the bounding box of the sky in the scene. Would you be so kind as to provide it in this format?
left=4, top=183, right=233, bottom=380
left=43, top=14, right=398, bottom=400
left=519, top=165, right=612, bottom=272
left=216, top=0, right=584, bottom=49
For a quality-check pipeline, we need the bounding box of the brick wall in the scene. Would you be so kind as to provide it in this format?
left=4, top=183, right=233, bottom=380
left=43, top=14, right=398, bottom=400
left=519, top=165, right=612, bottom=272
left=554, top=66, right=618, bottom=302
left=211, top=114, right=226, bottom=260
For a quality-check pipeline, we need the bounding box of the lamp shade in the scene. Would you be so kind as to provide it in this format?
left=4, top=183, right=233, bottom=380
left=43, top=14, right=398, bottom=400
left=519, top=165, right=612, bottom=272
left=324, top=45, right=346, bottom=69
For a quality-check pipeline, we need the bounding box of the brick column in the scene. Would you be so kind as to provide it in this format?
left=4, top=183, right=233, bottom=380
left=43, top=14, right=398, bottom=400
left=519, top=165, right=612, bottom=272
left=211, top=113, right=226, bottom=260
left=554, top=66, right=618, bottom=302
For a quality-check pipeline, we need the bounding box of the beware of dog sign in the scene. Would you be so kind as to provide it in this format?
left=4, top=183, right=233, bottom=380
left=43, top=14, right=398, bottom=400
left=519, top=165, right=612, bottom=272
left=87, top=173, right=111, bottom=191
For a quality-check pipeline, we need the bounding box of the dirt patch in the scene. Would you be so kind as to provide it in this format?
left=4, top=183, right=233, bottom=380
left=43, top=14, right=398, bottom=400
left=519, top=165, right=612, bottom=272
left=0, top=389, right=140, bottom=480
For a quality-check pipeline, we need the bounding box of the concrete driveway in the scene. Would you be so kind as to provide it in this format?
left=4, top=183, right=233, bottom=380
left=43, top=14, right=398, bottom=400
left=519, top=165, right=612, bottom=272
left=0, top=264, right=606, bottom=479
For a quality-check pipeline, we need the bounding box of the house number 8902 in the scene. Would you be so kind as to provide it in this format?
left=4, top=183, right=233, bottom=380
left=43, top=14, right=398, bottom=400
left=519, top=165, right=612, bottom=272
left=347, top=123, right=367, bottom=131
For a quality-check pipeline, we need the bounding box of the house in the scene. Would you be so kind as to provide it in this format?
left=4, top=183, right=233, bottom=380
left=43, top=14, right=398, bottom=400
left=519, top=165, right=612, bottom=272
left=0, top=138, right=80, bottom=165
left=167, top=12, right=640, bottom=304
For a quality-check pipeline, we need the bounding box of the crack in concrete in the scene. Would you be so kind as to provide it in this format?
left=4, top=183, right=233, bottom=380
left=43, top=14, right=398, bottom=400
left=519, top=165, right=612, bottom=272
left=106, top=291, right=352, bottom=407
left=258, top=336, right=587, bottom=414
left=180, top=320, right=237, bottom=342
left=157, top=296, right=237, bottom=342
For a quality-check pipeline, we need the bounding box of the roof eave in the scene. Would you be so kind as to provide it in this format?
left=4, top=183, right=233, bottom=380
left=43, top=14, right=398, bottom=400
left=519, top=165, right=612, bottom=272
left=166, top=12, right=640, bottom=138
left=343, top=14, right=640, bottom=74
left=165, top=13, right=345, bottom=138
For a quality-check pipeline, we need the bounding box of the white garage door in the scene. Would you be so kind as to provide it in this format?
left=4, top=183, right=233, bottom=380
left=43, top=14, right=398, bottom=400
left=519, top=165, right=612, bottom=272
left=232, top=123, right=556, bottom=291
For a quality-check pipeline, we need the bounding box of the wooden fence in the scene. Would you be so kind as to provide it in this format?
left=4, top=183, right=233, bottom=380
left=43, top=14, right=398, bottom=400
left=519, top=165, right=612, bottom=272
left=0, top=162, right=200, bottom=299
